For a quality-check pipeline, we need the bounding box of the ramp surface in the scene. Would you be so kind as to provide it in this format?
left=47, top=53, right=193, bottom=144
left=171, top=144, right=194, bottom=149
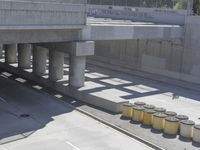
left=0, top=76, right=153, bottom=150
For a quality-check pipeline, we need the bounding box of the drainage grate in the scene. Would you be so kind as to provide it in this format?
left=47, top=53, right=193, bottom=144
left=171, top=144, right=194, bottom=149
left=19, top=114, right=30, bottom=118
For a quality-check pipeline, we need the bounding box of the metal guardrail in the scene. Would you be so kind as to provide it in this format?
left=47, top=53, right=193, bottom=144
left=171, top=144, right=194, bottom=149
left=87, top=0, right=193, bottom=10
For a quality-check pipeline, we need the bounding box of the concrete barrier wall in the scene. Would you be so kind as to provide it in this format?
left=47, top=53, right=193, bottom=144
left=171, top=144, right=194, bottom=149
left=7, top=0, right=87, bottom=4
left=89, top=16, right=200, bottom=84
left=0, top=0, right=86, bottom=27
left=87, top=4, right=188, bottom=25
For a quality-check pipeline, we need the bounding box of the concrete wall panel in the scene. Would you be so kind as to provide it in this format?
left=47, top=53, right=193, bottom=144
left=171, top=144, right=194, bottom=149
left=182, top=16, right=200, bottom=80
left=90, top=17, right=200, bottom=84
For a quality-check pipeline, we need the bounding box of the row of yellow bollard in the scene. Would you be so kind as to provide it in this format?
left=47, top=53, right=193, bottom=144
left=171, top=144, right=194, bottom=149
left=122, top=101, right=200, bottom=143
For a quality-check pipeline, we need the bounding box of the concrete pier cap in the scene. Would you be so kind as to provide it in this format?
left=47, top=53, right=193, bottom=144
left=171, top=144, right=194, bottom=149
left=69, top=41, right=95, bottom=57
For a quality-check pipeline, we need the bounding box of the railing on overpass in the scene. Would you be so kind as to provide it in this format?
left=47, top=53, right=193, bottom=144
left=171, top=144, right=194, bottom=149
left=87, top=0, right=194, bottom=25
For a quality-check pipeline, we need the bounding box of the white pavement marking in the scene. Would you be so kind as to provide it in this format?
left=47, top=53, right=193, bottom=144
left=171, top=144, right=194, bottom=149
left=66, top=141, right=80, bottom=150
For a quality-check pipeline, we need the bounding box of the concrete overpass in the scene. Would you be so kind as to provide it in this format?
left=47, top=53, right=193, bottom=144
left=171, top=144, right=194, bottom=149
left=0, top=0, right=185, bottom=112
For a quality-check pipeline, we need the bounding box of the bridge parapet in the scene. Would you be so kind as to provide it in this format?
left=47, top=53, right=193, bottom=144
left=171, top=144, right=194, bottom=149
left=87, top=0, right=193, bottom=9
left=87, top=4, right=189, bottom=25
left=87, top=0, right=194, bottom=25
left=0, top=0, right=86, bottom=29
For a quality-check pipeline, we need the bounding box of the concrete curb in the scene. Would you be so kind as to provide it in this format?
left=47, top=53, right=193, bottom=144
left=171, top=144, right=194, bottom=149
left=49, top=90, right=165, bottom=150
left=0, top=62, right=124, bottom=113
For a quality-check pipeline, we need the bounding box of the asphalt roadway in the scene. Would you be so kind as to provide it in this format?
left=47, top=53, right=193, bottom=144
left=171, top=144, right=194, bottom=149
left=0, top=75, right=153, bottom=150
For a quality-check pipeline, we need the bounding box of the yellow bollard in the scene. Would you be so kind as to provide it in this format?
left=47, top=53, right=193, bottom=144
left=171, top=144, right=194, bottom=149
left=193, top=125, right=200, bottom=143
left=176, top=115, right=189, bottom=129
left=134, top=101, right=146, bottom=106
left=152, top=113, right=167, bottom=130
left=180, top=120, right=195, bottom=138
left=164, top=117, right=179, bottom=135
left=165, top=111, right=177, bottom=117
left=154, top=107, right=166, bottom=113
left=144, top=104, right=155, bottom=110
left=176, top=115, right=189, bottom=121
left=122, top=103, right=134, bottom=118
left=142, top=109, right=156, bottom=125
left=132, top=106, right=144, bottom=122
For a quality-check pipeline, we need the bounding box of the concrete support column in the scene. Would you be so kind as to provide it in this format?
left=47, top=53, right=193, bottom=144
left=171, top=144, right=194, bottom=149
left=69, top=55, right=86, bottom=87
left=67, top=41, right=94, bottom=88
left=18, top=44, right=32, bottom=69
left=33, top=46, right=47, bottom=76
left=0, top=44, right=4, bottom=58
left=5, top=44, right=17, bottom=64
left=49, top=50, right=64, bottom=81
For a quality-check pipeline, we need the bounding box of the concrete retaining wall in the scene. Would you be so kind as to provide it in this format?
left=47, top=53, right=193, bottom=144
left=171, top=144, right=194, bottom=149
left=181, top=16, right=200, bottom=83
left=89, top=16, right=200, bottom=84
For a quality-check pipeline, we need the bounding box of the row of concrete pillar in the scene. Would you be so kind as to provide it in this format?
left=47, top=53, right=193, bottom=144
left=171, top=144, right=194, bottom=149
left=0, top=43, right=92, bottom=88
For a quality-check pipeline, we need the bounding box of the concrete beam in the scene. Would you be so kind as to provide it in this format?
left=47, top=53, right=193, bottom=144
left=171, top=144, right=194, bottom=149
left=38, top=41, right=95, bottom=56
left=5, top=44, right=17, bottom=64
left=81, top=24, right=183, bottom=40
left=49, top=50, right=64, bottom=81
left=18, top=44, right=32, bottom=69
left=33, top=46, right=47, bottom=76
left=0, top=30, right=80, bottom=44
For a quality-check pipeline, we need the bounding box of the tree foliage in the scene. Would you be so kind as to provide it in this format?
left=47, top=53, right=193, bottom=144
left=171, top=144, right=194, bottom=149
left=193, top=0, right=200, bottom=15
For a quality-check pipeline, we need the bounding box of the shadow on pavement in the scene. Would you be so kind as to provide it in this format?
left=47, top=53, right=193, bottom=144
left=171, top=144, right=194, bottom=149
left=162, top=133, right=177, bottom=139
left=0, top=73, right=74, bottom=144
